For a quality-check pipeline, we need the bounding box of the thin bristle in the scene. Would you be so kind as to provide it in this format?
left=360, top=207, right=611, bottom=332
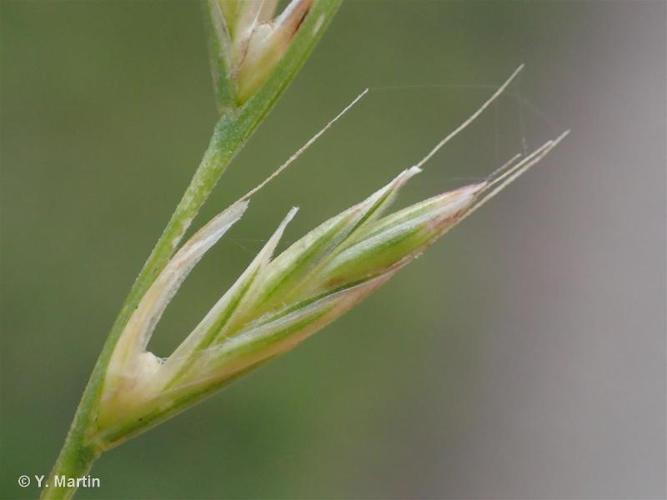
left=413, top=64, right=525, bottom=170
left=461, top=130, right=570, bottom=221
left=236, top=88, right=369, bottom=204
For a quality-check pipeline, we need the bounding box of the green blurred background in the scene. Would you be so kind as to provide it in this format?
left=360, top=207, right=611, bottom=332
left=1, top=1, right=665, bottom=498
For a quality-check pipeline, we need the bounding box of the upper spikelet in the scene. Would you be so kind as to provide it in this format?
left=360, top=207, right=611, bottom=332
left=208, top=0, right=317, bottom=105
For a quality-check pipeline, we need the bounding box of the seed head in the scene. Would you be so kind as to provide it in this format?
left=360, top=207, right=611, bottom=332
left=95, top=70, right=568, bottom=445
left=210, top=0, right=314, bottom=104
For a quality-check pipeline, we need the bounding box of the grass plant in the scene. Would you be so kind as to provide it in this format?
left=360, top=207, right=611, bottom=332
left=42, top=1, right=566, bottom=498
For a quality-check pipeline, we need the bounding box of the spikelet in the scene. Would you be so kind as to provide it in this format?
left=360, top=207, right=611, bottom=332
left=96, top=69, right=568, bottom=446
left=209, top=0, right=315, bottom=103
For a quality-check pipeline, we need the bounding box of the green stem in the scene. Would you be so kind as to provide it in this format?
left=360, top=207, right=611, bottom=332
left=41, top=425, right=100, bottom=499
left=42, top=1, right=342, bottom=498
left=40, top=108, right=254, bottom=500
left=41, top=96, right=285, bottom=499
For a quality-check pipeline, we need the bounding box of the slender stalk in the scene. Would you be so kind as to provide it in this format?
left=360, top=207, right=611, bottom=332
left=42, top=107, right=254, bottom=500
left=42, top=1, right=342, bottom=498
left=41, top=428, right=99, bottom=499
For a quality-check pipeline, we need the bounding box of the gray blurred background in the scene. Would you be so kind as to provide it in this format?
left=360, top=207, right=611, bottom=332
left=1, top=0, right=665, bottom=498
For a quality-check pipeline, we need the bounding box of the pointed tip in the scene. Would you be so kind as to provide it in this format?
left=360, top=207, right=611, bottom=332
left=382, top=165, right=422, bottom=194
left=503, top=64, right=525, bottom=90
left=287, top=206, right=300, bottom=220
left=403, top=165, right=423, bottom=179
left=223, top=200, right=250, bottom=225
left=206, top=200, right=249, bottom=234
left=275, top=206, right=299, bottom=236
left=346, top=88, right=369, bottom=110
left=555, top=129, right=571, bottom=143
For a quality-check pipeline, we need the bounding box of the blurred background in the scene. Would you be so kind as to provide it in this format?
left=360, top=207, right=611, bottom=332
left=1, top=0, right=665, bottom=498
